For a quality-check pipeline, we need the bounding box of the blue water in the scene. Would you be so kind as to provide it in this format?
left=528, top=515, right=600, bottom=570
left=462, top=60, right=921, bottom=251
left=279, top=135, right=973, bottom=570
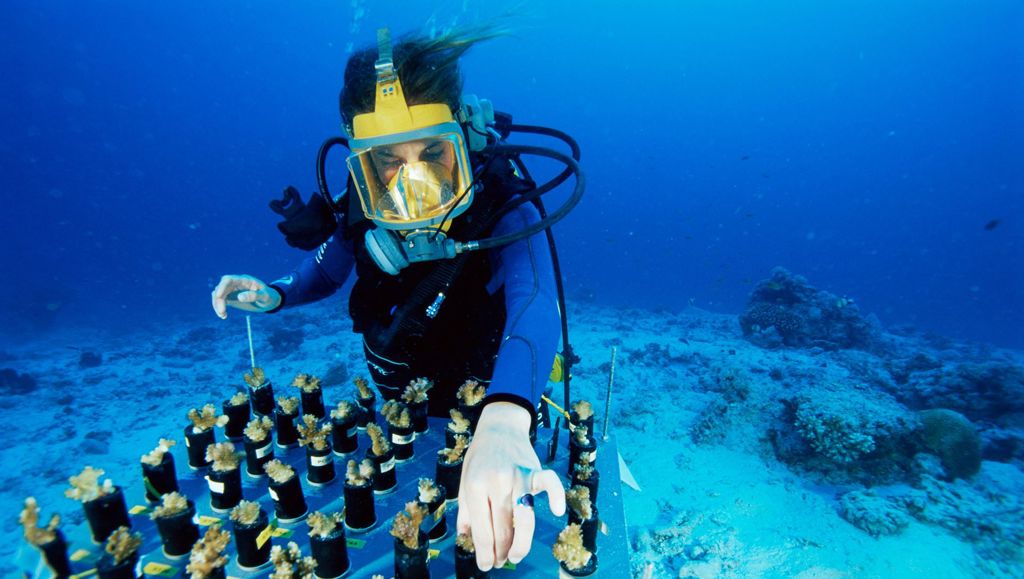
left=2, top=0, right=1021, bottom=347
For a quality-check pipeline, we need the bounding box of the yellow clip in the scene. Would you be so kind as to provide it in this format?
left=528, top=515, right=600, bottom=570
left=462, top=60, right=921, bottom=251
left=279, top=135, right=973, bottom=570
left=70, top=571, right=97, bottom=579
left=129, top=505, right=150, bottom=515
left=142, top=562, right=176, bottom=576
left=427, top=549, right=440, bottom=561
left=197, top=515, right=222, bottom=526
left=256, top=525, right=274, bottom=550
left=70, top=549, right=91, bottom=562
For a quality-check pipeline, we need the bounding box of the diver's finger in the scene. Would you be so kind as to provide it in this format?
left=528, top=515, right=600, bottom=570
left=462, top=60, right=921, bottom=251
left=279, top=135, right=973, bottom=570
left=508, top=495, right=536, bottom=564
left=211, top=276, right=234, bottom=319
left=467, top=491, right=495, bottom=571
left=236, top=290, right=258, bottom=303
left=491, top=489, right=514, bottom=568
left=532, top=469, right=566, bottom=517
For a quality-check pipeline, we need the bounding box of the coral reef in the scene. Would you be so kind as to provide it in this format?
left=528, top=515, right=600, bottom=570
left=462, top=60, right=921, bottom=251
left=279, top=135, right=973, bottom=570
left=188, top=404, right=228, bottom=432
left=206, top=442, right=241, bottom=472
left=140, top=438, right=176, bottom=466
left=244, top=367, right=267, bottom=388
left=264, top=460, right=296, bottom=484
left=244, top=416, right=273, bottom=442
left=367, top=423, right=391, bottom=457
left=0, top=368, right=37, bottom=395
left=65, top=466, right=114, bottom=502
left=297, top=414, right=332, bottom=450
left=230, top=501, right=261, bottom=526
left=456, top=379, right=486, bottom=406
left=270, top=541, right=316, bottom=578
left=918, top=408, right=982, bottom=480
left=739, top=267, right=879, bottom=350
left=277, top=396, right=300, bottom=415
left=292, top=373, right=321, bottom=393
left=902, top=362, right=1024, bottom=423
left=186, top=524, right=230, bottom=578
left=346, top=459, right=375, bottom=486
left=307, top=511, right=344, bottom=538
left=104, top=526, right=142, bottom=564
left=382, top=400, right=411, bottom=428
left=566, top=486, right=593, bottom=520
left=19, top=497, right=59, bottom=546
left=448, top=409, right=470, bottom=433
left=553, top=524, right=592, bottom=570
left=79, top=351, right=103, bottom=368
left=390, top=502, right=428, bottom=549
left=228, top=391, right=249, bottom=406
left=402, top=377, right=433, bottom=404
left=331, top=400, right=356, bottom=421
left=838, top=489, right=910, bottom=536
left=439, top=434, right=470, bottom=464
left=150, top=491, right=189, bottom=519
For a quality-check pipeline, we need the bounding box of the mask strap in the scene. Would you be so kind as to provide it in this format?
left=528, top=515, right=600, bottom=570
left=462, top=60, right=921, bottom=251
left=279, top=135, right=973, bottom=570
left=374, top=28, right=396, bottom=84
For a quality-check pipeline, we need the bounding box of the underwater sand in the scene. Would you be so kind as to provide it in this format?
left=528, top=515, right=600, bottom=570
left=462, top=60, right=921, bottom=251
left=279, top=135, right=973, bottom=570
left=2, top=299, right=1021, bottom=577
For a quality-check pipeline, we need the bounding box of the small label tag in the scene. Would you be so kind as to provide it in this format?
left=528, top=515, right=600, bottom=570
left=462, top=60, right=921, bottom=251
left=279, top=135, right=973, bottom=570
left=255, top=524, right=274, bottom=549
left=380, top=457, right=395, bottom=473
left=70, top=549, right=91, bottom=562
left=427, top=549, right=440, bottom=561
left=184, top=437, right=190, bottom=447
left=129, top=504, right=150, bottom=515
left=346, top=538, right=366, bottom=549
left=197, top=515, right=222, bottom=526
left=255, top=443, right=273, bottom=458
left=391, top=432, right=414, bottom=444
left=268, top=487, right=279, bottom=501
left=433, top=502, right=447, bottom=522
left=272, top=527, right=292, bottom=538
left=310, top=454, right=332, bottom=467
left=206, top=477, right=225, bottom=494
left=142, top=562, right=177, bottom=576
left=346, top=427, right=357, bottom=438
left=70, top=571, right=97, bottom=579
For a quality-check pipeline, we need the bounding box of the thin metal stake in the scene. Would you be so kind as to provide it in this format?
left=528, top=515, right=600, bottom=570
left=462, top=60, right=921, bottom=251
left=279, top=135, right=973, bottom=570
left=603, top=346, right=617, bottom=441
left=246, top=315, right=256, bottom=370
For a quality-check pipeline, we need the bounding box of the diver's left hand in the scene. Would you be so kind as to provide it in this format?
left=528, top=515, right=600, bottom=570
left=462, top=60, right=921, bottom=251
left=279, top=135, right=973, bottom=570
left=456, top=401, right=566, bottom=571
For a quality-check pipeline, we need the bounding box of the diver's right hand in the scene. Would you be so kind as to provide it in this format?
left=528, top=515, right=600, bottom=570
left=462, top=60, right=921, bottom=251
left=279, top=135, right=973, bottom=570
left=211, top=274, right=281, bottom=319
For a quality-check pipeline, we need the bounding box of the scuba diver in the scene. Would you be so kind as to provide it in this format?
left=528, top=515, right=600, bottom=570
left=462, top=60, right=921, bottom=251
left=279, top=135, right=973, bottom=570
left=211, top=26, right=583, bottom=571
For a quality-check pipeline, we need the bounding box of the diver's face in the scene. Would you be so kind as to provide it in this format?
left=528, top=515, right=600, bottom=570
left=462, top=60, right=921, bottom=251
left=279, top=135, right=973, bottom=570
left=370, top=138, right=456, bottom=184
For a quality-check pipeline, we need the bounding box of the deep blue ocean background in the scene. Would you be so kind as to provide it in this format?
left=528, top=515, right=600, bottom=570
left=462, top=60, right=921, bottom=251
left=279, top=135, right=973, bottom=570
left=2, top=0, right=1021, bottom=349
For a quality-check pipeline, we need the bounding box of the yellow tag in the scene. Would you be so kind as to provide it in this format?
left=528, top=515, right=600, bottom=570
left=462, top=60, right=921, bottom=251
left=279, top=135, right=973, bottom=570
left=256, top=525, right=273, bottom=549
left=70, top=571, right=97, bottom=579
left=129, top=505, right=150, bottom=515
left=143, top=562, right=177, bottom=576
left=70, top=549, right=92, bottom=562
left=346, top=538, right=366, bottom=549
left=197, top=515, right=222, bottom=526
left=272, top=526, right=292, bottom=538
left=427, top=549, right=440, bottom=561
left=433, top=501, right=447, bottom=521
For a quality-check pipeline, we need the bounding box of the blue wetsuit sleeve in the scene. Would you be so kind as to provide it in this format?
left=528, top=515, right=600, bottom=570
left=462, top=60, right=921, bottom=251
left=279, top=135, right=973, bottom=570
left=267, top=225, right=355, bottom=310
left=483, top=203, right=561, bottom=414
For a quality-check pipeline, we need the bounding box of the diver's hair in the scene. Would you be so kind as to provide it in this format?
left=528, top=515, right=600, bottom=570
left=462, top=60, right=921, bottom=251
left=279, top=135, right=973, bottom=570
left=339, top=25, right=505, bottom=130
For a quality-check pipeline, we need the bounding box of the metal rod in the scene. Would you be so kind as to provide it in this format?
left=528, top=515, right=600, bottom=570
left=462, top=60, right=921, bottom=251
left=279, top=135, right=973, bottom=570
left=602, top=346, right=617, bottom=441
left=246, top=315, right=256, bottom=369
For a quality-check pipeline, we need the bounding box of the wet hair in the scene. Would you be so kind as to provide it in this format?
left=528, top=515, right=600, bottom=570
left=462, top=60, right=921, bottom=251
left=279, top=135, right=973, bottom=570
left=339, top=25, right=505, bottom=131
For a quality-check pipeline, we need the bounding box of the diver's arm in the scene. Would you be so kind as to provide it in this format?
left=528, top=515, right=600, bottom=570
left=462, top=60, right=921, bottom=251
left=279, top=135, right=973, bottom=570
left=266, top=229, right=356, bottom=311
left=458, top=203, right=565, bottom=571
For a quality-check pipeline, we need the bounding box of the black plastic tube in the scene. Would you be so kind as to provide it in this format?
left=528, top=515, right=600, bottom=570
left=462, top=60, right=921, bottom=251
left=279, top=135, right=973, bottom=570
left=368, top=448, right=397, bottom=493
left=222, top=399, right=250, bottom=440
left=390, top=423, right=415, bottom=462
left=233, top=508, right=272, bottom=569
left=356, top=392, right=376, bottom=429
left=38, top=530, right=72, bottom=578
left=300, top=389, right=326, bottom=419
left=435, top=457, right=463, bottom=502
left=275, top=410, right=300, bottom=448
left=154, top=500, right=199, bottom=558
left=310, top=526, right=351, bottom=578
left=454, top=541, right=488, bottom=578
left=207, top=467, right=243, bottom=512
left=243, top=436, right=274, bottom=478
left=394, top=532, right=430, bottom=579
left=331, top=414, right=358, bottom=455
left=408, top=400, right=428, bottom=434
left=82, top=486, right=130, bottom=544
left=184, top=426, right=215, bottom=469
left=248, top=381, right=275, bottom=417
left=269, top=476, right=307, bottom=522
left=306, top=445, right=336, bottom=485
left=568, top=436, right=597, bottom=479
left=142, top=452, right=179, bottom=503
left=343, top=482, right=376, bottom=531
left=95, top=552, right=139, bottom=579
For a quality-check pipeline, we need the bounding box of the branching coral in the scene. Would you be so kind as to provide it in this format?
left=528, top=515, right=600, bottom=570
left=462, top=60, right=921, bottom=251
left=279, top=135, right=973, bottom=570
left=270, top=541, right=316, bottom=578
left=573, top=425, right=591, bottom=446
left=244, top=416, right=274, bottom=442
left=292, top=373, right=322, bottom=394
left=456, top=380, right=486, bottom=406
left=243, top=367, right=267, bottom=389
left=307, top=511, right=345, bottom=538
left=390, top=502, right=428, bottom=549
left=346, top=459, right=375, bottom=486
left=572, top=400, right=594, bottom=421
left=552, top=524, right=592, bottom=571
left=353, top=376, right=373, bottom=399
left=566, top=486, right=593, bottom=520
left=455, top=532, right=475, bottom=553
left=381, top=400, right=411, bottom=428
left=402, top=377, right=433, bottom=404
left=264, top=459, right=296, bottom=484
left=417, top=478, right=441, bottom=504
left=65, top=466, right=114, bottom=502
left=188, top=404, right=228, bottom=432
left=228, top=391, right=249, bottom=406
left=448, top=409, right=470, bottom=433
left=186, top=523, right=230, bottom=578
left=277, top=396, right=300, bottom=416
left=150, top=491, right=189, bottom=519
left=206, top=442, right=241, bottom=472
left=367, top=423, right=391, bottom=457
left=297, top=414, right=332, bottom=451
left=331, top=400, right=356, bottom=421
left=20, top=497, right=59, bottom=546
left=230, top=501, right=261, bottom=526
left=104, top=526, right=142, bottom=565
left=141, top=438, right=176, bottom=466
left=439, top=434, right=470, bottom=464
left=573, top=461, right=595, bottom=481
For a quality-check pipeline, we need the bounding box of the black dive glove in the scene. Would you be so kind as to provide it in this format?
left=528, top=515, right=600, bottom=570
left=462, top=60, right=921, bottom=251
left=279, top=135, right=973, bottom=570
left=269, top=186, right=338, bottom=251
